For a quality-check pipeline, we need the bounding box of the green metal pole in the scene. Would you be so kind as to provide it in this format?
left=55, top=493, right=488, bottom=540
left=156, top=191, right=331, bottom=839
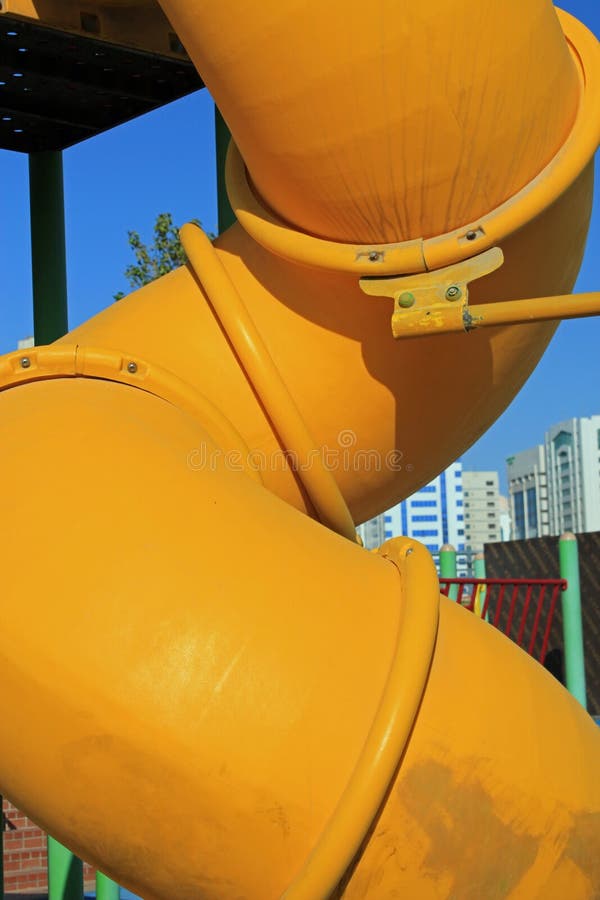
left=47, top=840, right=83, bottom=900
left=439, top=544, right=458, bottom=600
left=214, top=105, right=236, bottom=234
left=559, top=532, right=587, bottom=709
left=29, top=150, right=82, bottom=900
left=473, top=552, right=488, bottom=620
left=96, top=870, right=120, bottom=900
left=28, top=151, right=69, bottom=344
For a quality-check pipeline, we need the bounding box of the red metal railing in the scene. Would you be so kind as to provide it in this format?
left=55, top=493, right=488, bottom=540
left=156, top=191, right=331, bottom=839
left=439, top=578, right=567, bottom=664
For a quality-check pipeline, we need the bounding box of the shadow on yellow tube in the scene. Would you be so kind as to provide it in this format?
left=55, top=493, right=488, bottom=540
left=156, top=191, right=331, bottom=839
left=0, top=0, right=598, bottom=897
left=63, top=158, right=595, bottom=524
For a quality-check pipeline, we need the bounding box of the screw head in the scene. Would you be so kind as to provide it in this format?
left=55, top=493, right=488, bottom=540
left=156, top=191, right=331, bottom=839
left=20, top=356, right=31, bottom=369
left=445, top=285, right=462, bottom=301
left=127, top=361, right=138, bottom=374
left=398, top=291, right=416, bottom=309
left=368, top=250, right=380, bottom=262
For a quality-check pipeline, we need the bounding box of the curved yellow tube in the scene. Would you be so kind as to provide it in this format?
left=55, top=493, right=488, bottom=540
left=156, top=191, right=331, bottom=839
left=0, top=0, right=598, bottom=898
left=63, top=158, right=595, bottom=525
left=0, top=381, right=598, bottom=900
left=160, top=0, right=590, bottom=246
left=225, top=6, right=600, bottom=276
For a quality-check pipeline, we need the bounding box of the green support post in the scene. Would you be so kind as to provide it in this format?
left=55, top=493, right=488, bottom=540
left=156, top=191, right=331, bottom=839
left=214, top=105, right=236, bottom=233
left=559, top=532, right=587, bottom=709
left=439, top=544, right=458, bottom=600
left=473, top=552, right=488, bottom=620
left=29, top=150, right=83, bottom=900
left=28, top=152, right=69, bottom=344
left=47, top=841, right=83, bottom=900
left=96, top=870, right=120, bottom=900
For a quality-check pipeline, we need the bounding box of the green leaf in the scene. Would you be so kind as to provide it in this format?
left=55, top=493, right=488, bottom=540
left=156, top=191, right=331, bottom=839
left=114, top=213, right=216, bottom=300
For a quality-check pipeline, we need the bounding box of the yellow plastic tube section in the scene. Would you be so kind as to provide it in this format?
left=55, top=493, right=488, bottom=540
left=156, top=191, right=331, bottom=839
left=58, top=4, right=600, bottom=526
left=160, top=0, right=580, bottom=246
left=0, top=0, right=598, bottom=898
left=64, top=157, right=594, bottom=525
left=0, top=377, right=597, bottom=899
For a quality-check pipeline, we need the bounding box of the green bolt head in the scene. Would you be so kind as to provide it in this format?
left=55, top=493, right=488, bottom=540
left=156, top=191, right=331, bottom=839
left=445, top=285, right=462, bottom=301
left=398, top=291, right=416, bottom=308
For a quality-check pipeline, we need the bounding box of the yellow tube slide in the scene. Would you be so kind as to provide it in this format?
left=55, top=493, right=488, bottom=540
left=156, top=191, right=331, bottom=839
left=0, top=0, right=599, bottom=898
left=64, top=161, right=594, bottom=525
left=0, top=377, right=598, bottom=899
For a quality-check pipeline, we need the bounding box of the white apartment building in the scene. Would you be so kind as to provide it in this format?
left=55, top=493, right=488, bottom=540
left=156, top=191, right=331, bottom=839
left=356, top=462, right=467, bottom=564
left=381, top=461, right=465, bottom=560
left=462, top=471, right=502, bottom=554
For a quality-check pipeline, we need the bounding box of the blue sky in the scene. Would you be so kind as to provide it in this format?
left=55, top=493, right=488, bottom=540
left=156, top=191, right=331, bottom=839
left=0, top=0, right=598, bottom=493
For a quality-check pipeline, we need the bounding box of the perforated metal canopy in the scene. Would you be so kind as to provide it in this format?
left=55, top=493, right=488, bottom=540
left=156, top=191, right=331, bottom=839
left=0, top=16, right=203, bottom=152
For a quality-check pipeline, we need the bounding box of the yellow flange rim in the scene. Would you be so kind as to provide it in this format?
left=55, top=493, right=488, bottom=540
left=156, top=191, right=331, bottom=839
left=282, top=538, right=440, bottom=899
left=226, top=9, right=600, bottom=277
left=0, top=343, right=261, bottom=483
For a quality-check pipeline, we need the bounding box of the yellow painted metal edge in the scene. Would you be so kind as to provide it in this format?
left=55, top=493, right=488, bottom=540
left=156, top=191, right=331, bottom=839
left=282, top=538, right=440, bottom=900
left=466, top=290, right=600, bottom=330
left=385, top=291, right=600, bottom=339
left=226, top=9, right=599, bottom=277
left=360, top=248, right=600, bottom=338
left=0, top=343, right=260, bottom=482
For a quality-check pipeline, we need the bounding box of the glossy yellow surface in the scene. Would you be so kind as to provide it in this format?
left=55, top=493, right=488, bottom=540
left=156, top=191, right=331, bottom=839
left=224, top=5, right=600, bottom=276
left=0, top=0, right=599, bottom=898
left=161, top=0, right=585, bottom=246
left=0, top=383, right=598, bottom=899
left=64, top=161, right=595, bottom=524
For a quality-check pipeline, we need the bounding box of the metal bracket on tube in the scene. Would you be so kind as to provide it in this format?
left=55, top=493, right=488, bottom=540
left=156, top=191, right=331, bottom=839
left=359, top=247, right=504, bottom=338
left=359, top=246, right=600, bottom=338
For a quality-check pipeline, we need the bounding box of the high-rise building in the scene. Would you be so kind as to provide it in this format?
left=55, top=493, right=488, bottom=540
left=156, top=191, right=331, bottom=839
left=507, top=445, right=549, bottom=540
left=381, top=461, right=465, bottom=559
left=545, top=416, right=600, bottom=534
left=507, top=415, right=600, bottom=538
left=357, top=462, right=468, bottom=568
left=462, top=471, right=502, bottom=554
